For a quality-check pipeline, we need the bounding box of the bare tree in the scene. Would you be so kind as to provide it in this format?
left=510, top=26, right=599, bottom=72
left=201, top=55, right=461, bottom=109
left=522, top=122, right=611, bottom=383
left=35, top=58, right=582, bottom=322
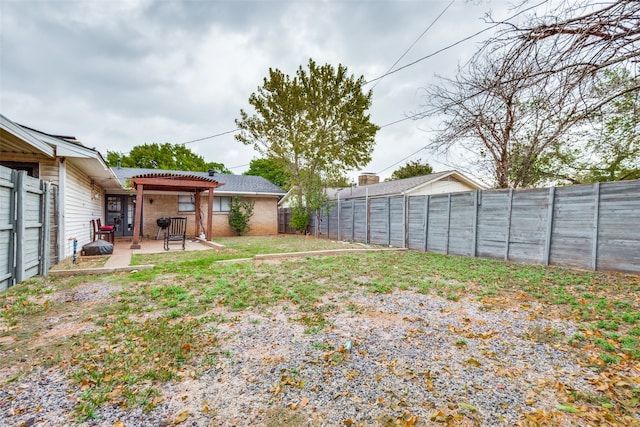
left=422, top=0, right=639, bottom=188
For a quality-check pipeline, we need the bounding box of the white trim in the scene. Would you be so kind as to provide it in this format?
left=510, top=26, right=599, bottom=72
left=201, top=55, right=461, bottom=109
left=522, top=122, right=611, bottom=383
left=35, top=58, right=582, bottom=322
left=0, top=114, right=55, bottom=157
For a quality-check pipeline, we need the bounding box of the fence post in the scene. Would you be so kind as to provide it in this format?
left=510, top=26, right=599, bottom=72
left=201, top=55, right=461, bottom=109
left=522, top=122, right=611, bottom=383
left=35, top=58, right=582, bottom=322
left=505, top=189, right=513, bottom=261
left=387, top=196, right=391, bottom=246
left=337, top=193, right=341, bottom=241
left=15, top=171, right=26, bottom=284
left=472, top=190, right=479, bottom=257
left=40, top=181, right=51, bottom=275
left=365, top=188, right=369, bottom=244
left=424, top=195, right=430, bottom=252
left=446, top=193, right=451, bottom=255
left=351, top=199, right=355, bottom=241
left=543, top=186, right=556, bottom=265
left=591, top=183, right=601, bottom=271
left=403, top=193, right=407, bottom=248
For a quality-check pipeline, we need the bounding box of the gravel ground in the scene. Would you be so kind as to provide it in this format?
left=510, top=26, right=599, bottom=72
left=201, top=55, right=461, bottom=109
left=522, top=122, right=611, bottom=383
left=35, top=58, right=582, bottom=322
left=0, top=289, right=625, bottom=426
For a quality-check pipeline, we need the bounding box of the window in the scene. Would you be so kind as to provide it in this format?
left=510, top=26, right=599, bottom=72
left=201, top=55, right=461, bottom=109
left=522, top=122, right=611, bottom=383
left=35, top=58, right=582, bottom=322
left=178, top=195, right=195, bottom=212
left=214, top=196, right=232, bottom=212
left=178, top=195, right=232, bottom=212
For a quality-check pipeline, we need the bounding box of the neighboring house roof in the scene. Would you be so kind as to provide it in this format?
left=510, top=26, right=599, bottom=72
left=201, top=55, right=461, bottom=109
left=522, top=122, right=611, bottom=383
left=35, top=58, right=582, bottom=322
left=335, top=170, right=486, bottom=200
left=0, top=114, right=121, bottom=191
left=277, top=186, right=343, bottom=207
left=112, top=167, right=286, bottom=196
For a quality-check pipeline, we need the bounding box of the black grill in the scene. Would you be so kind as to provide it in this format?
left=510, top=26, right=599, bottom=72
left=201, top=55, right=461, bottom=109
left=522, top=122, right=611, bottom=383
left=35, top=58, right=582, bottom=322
left=156, top=217, right=170, bottom=229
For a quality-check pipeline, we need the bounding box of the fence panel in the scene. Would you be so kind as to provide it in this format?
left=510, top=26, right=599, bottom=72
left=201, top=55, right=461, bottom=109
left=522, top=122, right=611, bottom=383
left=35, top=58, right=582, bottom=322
left=407, top=195, right=427, bottom=250
left=353, top=199, right=367, bottom=242
left=339, top=200, right=354, bottom=241
left=426, top=194, right=449, bottom=254
left=476, top=190, right=510, bottom=259
left=0, top=166, right=51, bottom=291
left=369, top=198, right=389, bottom=245
left=327, top=204, right=339, bottom=240
left=448, top=192, right=476, bottom=256
left=508, top=189, right=549, bottom=264
left=549, top=184, right=597, bottom=269
left=596, top=180, right=640, bottom=273
left=389, top=197, right=405, bottom=247
left=0, top=168, right=15, bottom=291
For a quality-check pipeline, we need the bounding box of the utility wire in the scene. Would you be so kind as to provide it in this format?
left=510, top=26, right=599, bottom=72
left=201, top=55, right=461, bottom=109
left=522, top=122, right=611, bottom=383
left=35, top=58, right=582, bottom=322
left=371, top=0, right=456, bottom=91
left=178, top=128, right=239, bottom=145
left=376, top=145, right=428, bottom=174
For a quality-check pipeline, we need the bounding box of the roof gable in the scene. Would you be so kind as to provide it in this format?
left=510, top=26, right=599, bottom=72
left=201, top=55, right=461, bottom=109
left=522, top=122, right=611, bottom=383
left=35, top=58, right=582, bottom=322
left=113, top=167, right=286, bottom=195
left=336, top=171, right=485, bottom=199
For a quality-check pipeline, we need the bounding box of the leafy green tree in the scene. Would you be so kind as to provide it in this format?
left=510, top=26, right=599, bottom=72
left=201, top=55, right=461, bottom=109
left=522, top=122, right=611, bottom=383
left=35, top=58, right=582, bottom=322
left=389, top=159, right=433, bottom=180
left=227, top=196, right=255, bottom=236
left=539, top=69, right=640, bottom=184
left=106, top=143, right=231, bottom=173
left=236, top=58, right=378, bottom=231
left=244, top=157, right=290, bottom=189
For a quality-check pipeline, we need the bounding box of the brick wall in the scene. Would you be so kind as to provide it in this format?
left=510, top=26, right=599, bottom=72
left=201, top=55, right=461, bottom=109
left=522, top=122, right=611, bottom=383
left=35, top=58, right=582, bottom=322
left=141, top=194, right=278, bottom=238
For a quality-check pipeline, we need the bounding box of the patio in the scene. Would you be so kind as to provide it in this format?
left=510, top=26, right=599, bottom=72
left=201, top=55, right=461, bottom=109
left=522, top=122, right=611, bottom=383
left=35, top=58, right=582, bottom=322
left=49, top=236, right=220, bottom=276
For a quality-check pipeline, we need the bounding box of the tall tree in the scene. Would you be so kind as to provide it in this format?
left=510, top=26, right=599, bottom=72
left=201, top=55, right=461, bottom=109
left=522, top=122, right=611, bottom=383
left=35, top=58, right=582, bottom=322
left=236, top=59, right=378, bottom=229
left=244, top=157, right=290, bottom=189
left=389, top=159, right=433, bottom=180
left=421, top=0, right=639, bottom=188
left=547, top=69, right=640, bottom=183
left=106, top=143, right=231, bottom=173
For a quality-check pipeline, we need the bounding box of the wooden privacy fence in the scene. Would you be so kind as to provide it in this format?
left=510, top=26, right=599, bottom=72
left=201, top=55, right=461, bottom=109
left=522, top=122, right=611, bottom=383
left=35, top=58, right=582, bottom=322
left=0, top=166, right=51, bottom=291
left=310, top=179, right=640, bottom=274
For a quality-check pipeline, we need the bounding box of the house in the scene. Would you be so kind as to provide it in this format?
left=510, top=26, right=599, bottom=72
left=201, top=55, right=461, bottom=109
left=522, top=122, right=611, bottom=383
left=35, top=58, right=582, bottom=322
left=0, top=114, right=122, bottom=265
left=111, top=167, right=286, bottom=240
left=2, top=112, right=286, bottom=272
left=335, top=170, right=486, bottom=200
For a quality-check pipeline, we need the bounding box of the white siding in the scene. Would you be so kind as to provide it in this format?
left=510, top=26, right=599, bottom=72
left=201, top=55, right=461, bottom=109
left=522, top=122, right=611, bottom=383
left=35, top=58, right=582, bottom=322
left=409, top=177, right=474, bottom=196
left=61, top=162, right=105, bottom=259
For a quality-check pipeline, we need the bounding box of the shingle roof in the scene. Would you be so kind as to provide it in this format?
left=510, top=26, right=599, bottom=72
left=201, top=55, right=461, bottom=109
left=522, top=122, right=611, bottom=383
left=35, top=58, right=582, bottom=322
left=112, top=167, right=286, bottom=195
left=335, top=171, right=483, bottom=199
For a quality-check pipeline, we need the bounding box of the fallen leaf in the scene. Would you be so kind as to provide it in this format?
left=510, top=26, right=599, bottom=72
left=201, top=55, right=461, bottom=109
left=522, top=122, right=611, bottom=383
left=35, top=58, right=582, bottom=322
left=173, top=409, right=190, bottom=424
left=300, top=397, right=309, bottom=408
left=459, top=402, right=477, bottom=411
left=466, top=358, right=482, bottom=367
left=555, top=403, right=579, bottom=413
left=113, top=421, right=125, bottom=427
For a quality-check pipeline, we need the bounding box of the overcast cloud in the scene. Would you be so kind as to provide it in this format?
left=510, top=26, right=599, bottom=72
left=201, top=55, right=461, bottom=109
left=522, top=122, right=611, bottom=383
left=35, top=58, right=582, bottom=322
left=1, top=0, right=516, bottom=182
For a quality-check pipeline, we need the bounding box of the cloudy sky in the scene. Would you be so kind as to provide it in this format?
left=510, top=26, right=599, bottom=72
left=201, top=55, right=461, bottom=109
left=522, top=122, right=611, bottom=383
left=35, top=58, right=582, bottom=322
left=1, top=0, right=518, bottom=182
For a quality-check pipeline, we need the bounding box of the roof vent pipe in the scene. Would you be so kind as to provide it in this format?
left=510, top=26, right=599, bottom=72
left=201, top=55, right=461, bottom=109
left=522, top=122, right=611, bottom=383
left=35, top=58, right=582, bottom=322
left=117, top=158, right=121, bottom=169
left=208, top=169, right=215, bottom=176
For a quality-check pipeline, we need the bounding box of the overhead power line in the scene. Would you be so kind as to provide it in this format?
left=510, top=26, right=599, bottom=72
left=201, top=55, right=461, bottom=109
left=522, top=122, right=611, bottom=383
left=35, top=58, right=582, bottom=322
left=371, top=0, right=456, bottom=91
left=177, top=128, right=239, bottom=145
left=376, top=145, right=428, bottom=175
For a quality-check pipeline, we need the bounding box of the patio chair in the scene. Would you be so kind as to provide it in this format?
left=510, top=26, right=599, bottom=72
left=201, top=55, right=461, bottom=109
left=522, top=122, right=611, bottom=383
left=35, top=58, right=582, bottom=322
left=91, top=219, right=113, bottom=243
left=96, top=218, right=115, bottom=243
left=164, top=216, right=187, bottom=251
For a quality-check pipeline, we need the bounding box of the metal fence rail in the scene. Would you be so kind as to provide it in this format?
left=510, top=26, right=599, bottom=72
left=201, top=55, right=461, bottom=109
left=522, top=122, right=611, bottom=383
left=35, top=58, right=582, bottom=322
left=307, top=179, right=640, bottom=274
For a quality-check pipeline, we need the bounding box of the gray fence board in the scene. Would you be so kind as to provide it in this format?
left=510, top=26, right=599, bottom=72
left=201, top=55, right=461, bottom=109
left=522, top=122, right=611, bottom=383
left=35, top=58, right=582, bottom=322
left=353, top=199, right=367, bottom=242
left=448, top=192, right=475, bottom=256
left=389, top=197, right=404, bottom=247
left=407, top=195, right=427, bottom=250
left=426, top=195, right=449, bottom=254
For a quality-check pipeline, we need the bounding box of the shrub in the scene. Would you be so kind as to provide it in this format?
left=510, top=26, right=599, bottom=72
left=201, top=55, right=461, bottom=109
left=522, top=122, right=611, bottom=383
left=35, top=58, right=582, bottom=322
left=228, top=196, right=255, bottom=235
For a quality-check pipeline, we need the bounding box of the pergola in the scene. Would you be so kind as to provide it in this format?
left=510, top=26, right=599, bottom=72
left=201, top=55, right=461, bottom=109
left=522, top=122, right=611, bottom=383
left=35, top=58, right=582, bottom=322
left=129, top=173, right=222, bottom=249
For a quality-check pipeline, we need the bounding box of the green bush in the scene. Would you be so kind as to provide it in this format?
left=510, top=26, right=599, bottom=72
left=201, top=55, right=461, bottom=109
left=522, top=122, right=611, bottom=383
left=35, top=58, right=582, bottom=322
left=290, top=206, right=310, bottom=234
left=228, top=196, right=255, bottom=235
